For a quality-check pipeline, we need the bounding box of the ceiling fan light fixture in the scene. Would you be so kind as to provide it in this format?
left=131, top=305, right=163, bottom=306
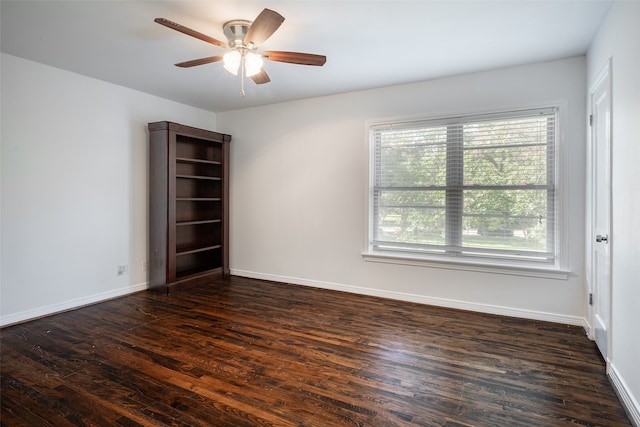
left=223, top=50, right=241, bottom=75
left=244, top=52, right=264, bottom=77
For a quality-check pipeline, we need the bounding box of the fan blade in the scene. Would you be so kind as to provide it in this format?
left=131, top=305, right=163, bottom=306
left=251, top=69, right=271, bottom=85
left=155, top=18, right=229, bottom=48
left=244, top=9, right=284, bottom=47
left=175, top=56, right=224, bottom=68
left=262, top=51, right=326, bottom=66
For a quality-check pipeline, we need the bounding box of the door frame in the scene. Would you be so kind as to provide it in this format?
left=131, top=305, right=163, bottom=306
left=586, top=58, right=613, bottom=360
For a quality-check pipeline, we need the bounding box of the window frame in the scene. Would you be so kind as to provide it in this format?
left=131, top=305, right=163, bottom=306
left=363, top=103, right=570, bottom=279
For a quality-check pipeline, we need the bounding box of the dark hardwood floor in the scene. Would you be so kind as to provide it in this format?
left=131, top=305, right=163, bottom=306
left=1, top=276, right=631, bottom=426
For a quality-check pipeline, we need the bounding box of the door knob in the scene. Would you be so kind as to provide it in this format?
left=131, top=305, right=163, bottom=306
left=596, top=234, right=609, bottom=243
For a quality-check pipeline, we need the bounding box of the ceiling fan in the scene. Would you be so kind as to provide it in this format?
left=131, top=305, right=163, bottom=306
left=155, top=8, right=326, bottom=95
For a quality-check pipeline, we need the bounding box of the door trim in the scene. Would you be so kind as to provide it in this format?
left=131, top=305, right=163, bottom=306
left=586, top=58, right=612, bottom=360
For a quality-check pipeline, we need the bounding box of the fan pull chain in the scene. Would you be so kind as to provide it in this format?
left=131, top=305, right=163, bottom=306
left=240, top=57, right=246, bottom=97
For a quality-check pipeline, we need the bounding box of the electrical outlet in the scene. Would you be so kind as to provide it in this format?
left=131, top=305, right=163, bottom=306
left=117, top=264, right=128, bottom=276
left=142, top=260, right=148, bottom=272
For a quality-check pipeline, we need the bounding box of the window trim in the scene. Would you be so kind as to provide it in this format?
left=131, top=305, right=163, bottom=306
left=363, top=102, right=570, bottom=279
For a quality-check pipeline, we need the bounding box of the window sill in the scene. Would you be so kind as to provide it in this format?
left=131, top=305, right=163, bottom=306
left=362, top=252, right=570, bottom=280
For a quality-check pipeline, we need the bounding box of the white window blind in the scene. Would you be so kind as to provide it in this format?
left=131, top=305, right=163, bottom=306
left=369, top=107, right=559, bottom=266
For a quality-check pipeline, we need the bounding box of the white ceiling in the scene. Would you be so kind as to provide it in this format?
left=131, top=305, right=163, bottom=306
left=1, top=0, right=611, bottom=113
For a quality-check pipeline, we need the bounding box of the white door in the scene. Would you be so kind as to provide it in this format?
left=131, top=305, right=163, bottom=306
left=590, top=60, right=612, bottom=360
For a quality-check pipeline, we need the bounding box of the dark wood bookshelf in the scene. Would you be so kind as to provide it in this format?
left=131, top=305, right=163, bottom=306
left=148, top=121, right=231, bottom=294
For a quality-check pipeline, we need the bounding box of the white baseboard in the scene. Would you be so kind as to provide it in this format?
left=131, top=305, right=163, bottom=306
left=0, top=282, right=148, bottom=328
left=609, top=363, right=640, bottom=426
left=230, top=269, right=587, bottom=327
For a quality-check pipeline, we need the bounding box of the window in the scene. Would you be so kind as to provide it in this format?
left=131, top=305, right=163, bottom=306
left=367, top=107, right=564, bottom=272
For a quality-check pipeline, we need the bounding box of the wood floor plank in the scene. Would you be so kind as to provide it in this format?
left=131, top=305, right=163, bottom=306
left=1, top=276, right=631, bottom=426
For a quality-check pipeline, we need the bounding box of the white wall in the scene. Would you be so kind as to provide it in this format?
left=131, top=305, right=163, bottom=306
left=587, top=2, right=640, bottom=424
left=0, top=53, right=217, bottom=326
left=218, top=57, right=587, bottom=325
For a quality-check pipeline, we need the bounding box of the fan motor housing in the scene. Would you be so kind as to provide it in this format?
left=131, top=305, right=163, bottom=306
left=223, top=20, right=252, bottom=48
